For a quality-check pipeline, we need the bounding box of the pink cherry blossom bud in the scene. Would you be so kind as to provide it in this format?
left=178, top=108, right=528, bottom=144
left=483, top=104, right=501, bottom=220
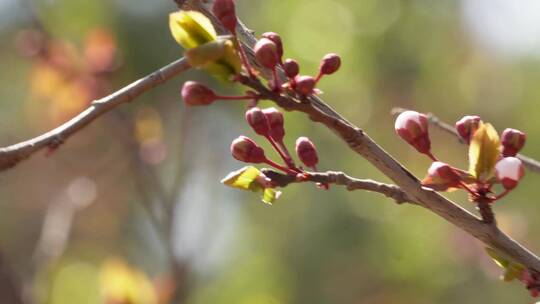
left=495, top=157, right=525, bottom=190
left=261, top=32, right=283, bottom=60
left=295, top=137, right=319, bottom=168
left=425, top=162, right=461, bottom=189
left=501, top=128, right=526, bottom=157
left=294, top=75, right=316, bottom=96
left=254, top=38, right=279, bottom=69
left=283, top=59, right=299, bottom=78
left=245, top=107, right=270, bottom=136
left=319, top=53, right=341, bottom=75
left=455, top=115, right=481, bottom=144
left=394, top=111, right=431, bottom=154
left=231, top=136, right=266, bottom=163
left=212, top=0, right=237, bottom=33
left=181, top=81, right=216, bottom=106
left=262, top=107, right=285, bottom=141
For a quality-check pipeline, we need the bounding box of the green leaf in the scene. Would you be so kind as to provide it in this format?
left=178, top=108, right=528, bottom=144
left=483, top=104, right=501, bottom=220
left=262, top=188, right=281, bottom=205
left=485, top=247, right=525, bottom=281
left=221, top=166, right=263, bottom=192
left=468, top=123, right=500, bottom=181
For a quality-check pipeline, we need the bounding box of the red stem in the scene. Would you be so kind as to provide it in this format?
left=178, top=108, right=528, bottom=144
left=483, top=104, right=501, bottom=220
left=233, top=35, right=255, bottom=78
left=265, top=135, right=299, bottom=171
left=264, top=158, right=298, bottom=175
left=214, top=94, right=256, bottom=100
left=272, top=68, right=280, bottom=92
left=426, top=151, right=438, bottom=162
left=315, top=71, right=323, bottom=84
left=493, top=189, right=511, bottom=201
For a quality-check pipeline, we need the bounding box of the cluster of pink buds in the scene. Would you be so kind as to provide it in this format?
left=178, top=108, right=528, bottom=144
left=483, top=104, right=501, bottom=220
left=521, top=270, right=540, bottom=297
left=251, top=31, right=341, bottom=97
left=230, top=106, right=327, bottom=188
left=395, top=110, right=526, bottom=210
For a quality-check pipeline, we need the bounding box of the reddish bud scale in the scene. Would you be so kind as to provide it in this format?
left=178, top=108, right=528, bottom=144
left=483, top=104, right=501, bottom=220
left=230, top=136, right=266, bottom=163
left=501, top=128, right=526, bottom=157
left=261, top=32, right=283, bottom=60
left=262, top=107, right=285, bottom=141
left=425, top=162, right=462, bottom=189
left=254, top=38, right=279, bottom=69
left=394, top=111, right=431, bottom=155
left=212, top=0, right=238, bottom=33
left=294, top=75, right=316, bottom=96
left=495, top=157, right=525, bottom=190
left=283, top=59, right=299, bottom=78
left=245, top=107, right=270, bottom=136
left=295, top=137, right=319, bottom=168
left=319, top=53, right=341, bottom=75
left=181, top=81, right=216, bottom=106
left=455, top=115, right=481, bottom=144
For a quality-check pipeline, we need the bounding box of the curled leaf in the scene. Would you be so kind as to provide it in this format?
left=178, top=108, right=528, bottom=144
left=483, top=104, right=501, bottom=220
left=468, top=122, right=500, bottom=181
left=485, top=247, right=525, bottom=282
left=169, top=11, right=217, bottom=49
left=221, top=166, right=281, bottom=205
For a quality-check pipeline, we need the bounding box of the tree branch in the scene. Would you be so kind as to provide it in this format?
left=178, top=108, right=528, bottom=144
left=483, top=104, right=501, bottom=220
left=261, top=169, right=413, bottom=204
left=184, top=2, right=540, bottom=275
left=0, top=58, right=191, bottom=172
left=392, top=107, right=540, bottom=174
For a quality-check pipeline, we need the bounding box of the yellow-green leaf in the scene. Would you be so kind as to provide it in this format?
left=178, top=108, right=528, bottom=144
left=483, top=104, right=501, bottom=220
left=485, top=247, right=525, bottom=282
left=221, top=166, right=263, bottom=192
left=262, top=188, right=281, bottom=205
left=468, top=122, right=500, bottom=180
left=169, top=11, right=217, bottom=50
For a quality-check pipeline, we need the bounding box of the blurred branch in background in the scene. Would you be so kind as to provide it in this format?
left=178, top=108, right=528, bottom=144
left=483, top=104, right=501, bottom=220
left=0, top=251, right=24, bottom=304
left=392, top=107, right=540, bottom=174
left=0, top=57, right=191, bottom=172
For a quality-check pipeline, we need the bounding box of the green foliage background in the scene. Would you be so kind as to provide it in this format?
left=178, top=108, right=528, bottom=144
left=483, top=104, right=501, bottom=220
left=0, top=0, right=539, bottom=303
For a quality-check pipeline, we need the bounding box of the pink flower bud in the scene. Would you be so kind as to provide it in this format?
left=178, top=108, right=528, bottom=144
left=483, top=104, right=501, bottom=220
left=254, top=38, right=279, bottom=69
left=295, top=137, right=319, bottom=168
left=262, top=107, right=285, bottom=141
left=212, top=0, right=237, bottom=33
left=495, top=157, right=525, bottom=190
left=394, top=111, right=431, bottom=154
left=283, top=59, right=299, bottom=78
left=231, top=136, right=266, bottom=163
left=181, top=81, right=216, bottom=106
left=294, top=75, right=316, bottom=96
left=423, top=162, right=462, bottom=190
left=319, top=53, right=341, bottom=75
left=261, top=32, right=283, bottom=60
left=245, top=107, right=270, bottom=136
left=455, top=115, right=481, bottom=144
left=501, top=128, right=526, bottom=157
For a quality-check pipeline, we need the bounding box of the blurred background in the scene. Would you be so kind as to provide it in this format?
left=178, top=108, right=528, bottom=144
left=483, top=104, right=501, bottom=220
left=1, top=0, right=540, bottom=303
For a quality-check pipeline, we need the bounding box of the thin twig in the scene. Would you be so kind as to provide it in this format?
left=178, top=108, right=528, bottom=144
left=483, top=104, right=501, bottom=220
left=0, top=58, right=191, bottom=172
left=391, top=107, right=540, bottom=173
left=261, top=169, right=413, bottom=204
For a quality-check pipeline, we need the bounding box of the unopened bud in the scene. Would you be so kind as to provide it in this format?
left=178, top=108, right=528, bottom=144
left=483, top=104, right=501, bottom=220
left=283, top=59, right=299, bottom=78
left=294, top=75, right=316, bottom=96
left=212, top=0, right=237, bottom=33
left=181, top=81, right=216, bottom=106
left=455, top=115, right=481, bottom=144
left=423, top=162, right=461, bottom=190
left=245, top=107, right=270, bottom=136
left=394, top=111, right=431, bottom=154
left=254, top=38, right=279, bottom=69
left=263, top=107, right=285, bottom=141
left=495, top=157, right=525, bottom=190
left=501, top=128, right=526, bottom=157
left=231, top=136, right=266, bottom=163
left=319, top=53, right=341, bottom=75
left=295, top=137, right=319, bottom=168
left=261, top=32, right=283, bottom=60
